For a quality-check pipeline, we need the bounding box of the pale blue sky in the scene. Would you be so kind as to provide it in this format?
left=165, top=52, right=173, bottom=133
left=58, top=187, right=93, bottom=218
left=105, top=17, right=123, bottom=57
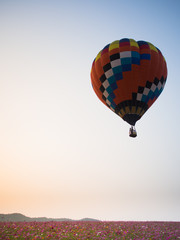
left=0, top=0, right=180, bottom=221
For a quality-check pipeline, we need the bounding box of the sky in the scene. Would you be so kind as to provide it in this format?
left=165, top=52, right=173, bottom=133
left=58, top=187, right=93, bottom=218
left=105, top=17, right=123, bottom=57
left=0, top=0, right=180, bottom=221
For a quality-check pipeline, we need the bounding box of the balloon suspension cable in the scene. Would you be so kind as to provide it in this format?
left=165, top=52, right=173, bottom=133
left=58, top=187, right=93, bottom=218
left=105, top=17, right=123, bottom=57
left=129, top=125, right=137, bottom=138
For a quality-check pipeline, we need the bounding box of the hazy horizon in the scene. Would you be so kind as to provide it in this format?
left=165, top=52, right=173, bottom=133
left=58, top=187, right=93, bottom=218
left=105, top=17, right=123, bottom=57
left=0, top=0, right=180, bottom=222
left=1, top=212, right=180, bottom=222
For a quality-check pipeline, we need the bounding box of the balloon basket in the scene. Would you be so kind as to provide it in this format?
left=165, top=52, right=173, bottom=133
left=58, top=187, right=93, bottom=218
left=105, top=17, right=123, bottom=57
left=129, top=126, right=137, bottom=138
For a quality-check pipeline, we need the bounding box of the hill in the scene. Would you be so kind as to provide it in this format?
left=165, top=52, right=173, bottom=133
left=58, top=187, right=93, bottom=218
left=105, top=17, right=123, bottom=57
left=0, top=213, right=99, bottom=222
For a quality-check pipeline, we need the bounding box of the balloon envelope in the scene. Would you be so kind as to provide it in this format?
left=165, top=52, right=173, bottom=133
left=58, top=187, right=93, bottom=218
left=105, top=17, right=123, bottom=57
left=91, top=38, right=167, bottom=126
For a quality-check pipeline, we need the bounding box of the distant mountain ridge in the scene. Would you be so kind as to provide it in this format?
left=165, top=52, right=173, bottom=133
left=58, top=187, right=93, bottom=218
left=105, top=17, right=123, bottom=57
left=0, top=213, right=99, bottom=222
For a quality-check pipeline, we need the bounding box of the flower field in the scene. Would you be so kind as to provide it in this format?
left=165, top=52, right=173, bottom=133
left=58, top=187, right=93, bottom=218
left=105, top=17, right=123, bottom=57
left=0, top=221, right=180, bottom=239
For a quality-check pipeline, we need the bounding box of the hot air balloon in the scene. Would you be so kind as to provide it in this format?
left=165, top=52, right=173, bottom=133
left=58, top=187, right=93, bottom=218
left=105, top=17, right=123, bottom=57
left=91, top=38, right=167, bottom=137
